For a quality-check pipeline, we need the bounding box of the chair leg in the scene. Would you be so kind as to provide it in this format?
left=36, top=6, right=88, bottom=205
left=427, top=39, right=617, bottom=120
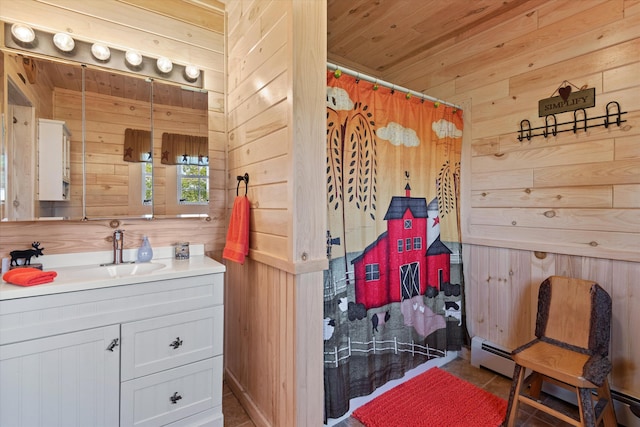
left=598, top=379, right=618, bottom=427
left=577, top=387, right=596, bottom=427
left=505, top=364, right=526, bottom=427
left=529, top=372, right=543, bottom=399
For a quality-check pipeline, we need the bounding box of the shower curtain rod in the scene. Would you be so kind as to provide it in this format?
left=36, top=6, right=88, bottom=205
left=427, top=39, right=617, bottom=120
left=326, top=62, right=461, bottom=110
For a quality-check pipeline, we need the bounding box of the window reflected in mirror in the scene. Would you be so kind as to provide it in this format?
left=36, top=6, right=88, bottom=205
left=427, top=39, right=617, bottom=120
left=178, top=162, right=209, bottom=205
left=152, top=84, right=209, bottom=218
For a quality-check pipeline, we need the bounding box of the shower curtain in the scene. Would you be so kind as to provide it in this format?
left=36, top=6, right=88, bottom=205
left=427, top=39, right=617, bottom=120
left=324, top=70, right=464, bottom=420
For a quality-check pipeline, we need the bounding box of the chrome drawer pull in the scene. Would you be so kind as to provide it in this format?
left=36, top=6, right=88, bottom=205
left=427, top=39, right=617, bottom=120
left=106, top=338, right=119, bottom=352
left=170, top=392, right=182, bottom=404
left=169, top=337, right=183, bottom=349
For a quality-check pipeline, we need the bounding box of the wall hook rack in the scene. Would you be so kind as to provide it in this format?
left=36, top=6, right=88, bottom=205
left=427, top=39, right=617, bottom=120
left=518, top=101, right=627, bottom=142
left=236, top=173, right=249, bottom=196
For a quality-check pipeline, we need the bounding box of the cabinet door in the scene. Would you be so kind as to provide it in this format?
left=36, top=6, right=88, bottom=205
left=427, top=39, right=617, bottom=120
left=0, top=325, right=120, bottom=427
left=38, top=119, right=70, bottom=201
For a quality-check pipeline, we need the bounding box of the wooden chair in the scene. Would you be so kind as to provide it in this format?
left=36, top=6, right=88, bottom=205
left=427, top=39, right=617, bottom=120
left=504, top=276, right=617, bottom=427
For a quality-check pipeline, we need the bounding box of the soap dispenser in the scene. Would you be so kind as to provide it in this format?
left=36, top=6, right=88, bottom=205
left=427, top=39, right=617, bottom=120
left=137, top=235, right=153, bottom=263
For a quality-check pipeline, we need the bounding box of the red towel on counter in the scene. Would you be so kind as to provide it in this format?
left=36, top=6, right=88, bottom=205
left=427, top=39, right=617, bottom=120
left=3, top=267, right=57, bottom=286
left=223, top=195, right=250, bottom=264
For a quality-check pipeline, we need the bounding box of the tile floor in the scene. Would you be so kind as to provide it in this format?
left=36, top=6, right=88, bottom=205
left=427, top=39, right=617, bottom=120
left=223, top=382, right=255, bottom=427
left=222, top=356, right=584, bottom=427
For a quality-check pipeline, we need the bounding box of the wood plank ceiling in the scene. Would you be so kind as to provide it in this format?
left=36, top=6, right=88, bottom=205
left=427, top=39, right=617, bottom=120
left=327, top=0, right=546, bottom=93
left=17, top=1, right=546, bottom=107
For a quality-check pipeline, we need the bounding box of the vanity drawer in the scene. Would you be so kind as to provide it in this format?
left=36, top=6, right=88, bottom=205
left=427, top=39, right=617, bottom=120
left=120, top=357, right=222, bottom=427
left=121, top=307, right=223, bottom=380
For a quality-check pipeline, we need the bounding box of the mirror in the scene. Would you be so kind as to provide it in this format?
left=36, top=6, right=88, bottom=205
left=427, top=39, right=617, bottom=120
left=1, top=51, right=209, bottom=221
left=82, top=65, right=152, bottom=219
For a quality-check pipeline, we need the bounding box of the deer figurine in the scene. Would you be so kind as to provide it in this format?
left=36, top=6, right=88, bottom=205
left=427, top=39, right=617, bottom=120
left=10, top=242, right=45, bottom=266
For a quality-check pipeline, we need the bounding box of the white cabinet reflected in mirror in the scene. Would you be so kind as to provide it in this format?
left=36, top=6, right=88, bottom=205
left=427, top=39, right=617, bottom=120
left=1, top=51, right=209, bottom=221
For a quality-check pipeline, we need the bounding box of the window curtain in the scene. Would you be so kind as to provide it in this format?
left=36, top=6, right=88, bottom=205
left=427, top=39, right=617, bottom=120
left=123, top=128, right=151, bottom=162
left=324, top=70, right=465, bottom=420
left=160, top=132, right=208, bottom=165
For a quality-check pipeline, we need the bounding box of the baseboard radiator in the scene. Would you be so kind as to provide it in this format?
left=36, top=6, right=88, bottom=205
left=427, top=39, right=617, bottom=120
left=470, top=336, right=640, bottom=427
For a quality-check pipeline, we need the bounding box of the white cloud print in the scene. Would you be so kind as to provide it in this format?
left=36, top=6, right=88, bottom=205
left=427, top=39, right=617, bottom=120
left=377, top=122, right=420, bottom=147
left=326, top=87, right=354, bottom=111
left=432, top=119, right=463, bottom=139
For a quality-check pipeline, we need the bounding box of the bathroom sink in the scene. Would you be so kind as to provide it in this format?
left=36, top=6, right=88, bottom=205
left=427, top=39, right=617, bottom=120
left=63, top=262, right=166, bottom=280
left=100, top=262, right=166, bottom=278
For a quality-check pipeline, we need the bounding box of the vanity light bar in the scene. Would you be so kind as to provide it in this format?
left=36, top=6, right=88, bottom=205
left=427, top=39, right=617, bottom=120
left=4, top=22, right=203, bottom=88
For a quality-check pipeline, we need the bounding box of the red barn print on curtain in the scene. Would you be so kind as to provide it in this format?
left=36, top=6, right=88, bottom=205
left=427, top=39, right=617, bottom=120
left=324, top=70, right=464, bottom=421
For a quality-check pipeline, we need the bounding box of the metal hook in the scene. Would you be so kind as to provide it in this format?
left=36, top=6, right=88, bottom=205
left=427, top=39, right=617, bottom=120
left=573, top=109, right=587, bottom=134
left=604, top=101, right=621, bottom=128
left=518, top=119, right=532, bottom=142
left=236, top=173, right=249, bottom=196
left=543, top=114, right=557, bottom=138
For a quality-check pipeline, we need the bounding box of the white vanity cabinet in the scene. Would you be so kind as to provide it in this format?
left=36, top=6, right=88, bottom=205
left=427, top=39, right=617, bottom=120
left=0, top=269, right=224, bottom=427
left=38, top=118, right=71, bottom=201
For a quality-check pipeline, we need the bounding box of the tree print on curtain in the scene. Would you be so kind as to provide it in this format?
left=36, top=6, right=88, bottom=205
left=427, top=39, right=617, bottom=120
left=327, top=100, right=378, bottom=220
left=324, top=71, right=464, bottom=421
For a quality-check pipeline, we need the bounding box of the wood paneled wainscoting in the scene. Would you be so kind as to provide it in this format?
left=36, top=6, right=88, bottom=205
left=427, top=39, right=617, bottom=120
left=224, top=259, right=323, bottom=427
left=463, top=243, right=640, bottom=402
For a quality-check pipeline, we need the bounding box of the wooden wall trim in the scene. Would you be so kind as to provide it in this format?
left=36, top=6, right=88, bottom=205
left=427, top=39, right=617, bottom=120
left=463, top=234, right=640, bottom=263
left=460, top=98, right=473, bottom=246
left=295, top=270, right=323, bottom=426
left=290, top=0, right=328, bottom=267
left=225, top=369, right=272, bottom=427
left=251, top=250, right=328, bottom=276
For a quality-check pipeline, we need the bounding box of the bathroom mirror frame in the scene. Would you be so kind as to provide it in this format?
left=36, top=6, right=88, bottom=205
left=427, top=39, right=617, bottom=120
left=1, top=50, right=210, bottom=222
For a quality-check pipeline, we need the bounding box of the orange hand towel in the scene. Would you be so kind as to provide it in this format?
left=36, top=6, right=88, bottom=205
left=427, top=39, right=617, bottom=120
left=3, top=267, right=57, bottom=287
left=223, top=195, right=250, bottom=264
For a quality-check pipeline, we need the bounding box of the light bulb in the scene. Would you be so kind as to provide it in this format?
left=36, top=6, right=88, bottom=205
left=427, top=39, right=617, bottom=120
left=184, top=65, right=200, bottom=81
left=53, top=33, right=75, bottom=52
left=91, top=43, right=111, bottom=61
left=11, top=23, right=35, bottom=44
left=125, top=50, right=143, bottom=67
left=156, top=57, right=173, bottom=74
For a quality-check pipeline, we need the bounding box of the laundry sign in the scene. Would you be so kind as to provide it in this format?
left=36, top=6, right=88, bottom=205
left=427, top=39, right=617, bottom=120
left=538, top=87, right=595, bottom=117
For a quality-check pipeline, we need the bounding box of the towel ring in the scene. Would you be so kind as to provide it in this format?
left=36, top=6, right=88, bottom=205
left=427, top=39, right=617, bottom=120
left=236, top=173, right=249, bottom=196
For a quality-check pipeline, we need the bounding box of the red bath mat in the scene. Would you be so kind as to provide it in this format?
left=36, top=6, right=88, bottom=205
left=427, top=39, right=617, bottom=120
left=352, top=367, right=507, bottom=427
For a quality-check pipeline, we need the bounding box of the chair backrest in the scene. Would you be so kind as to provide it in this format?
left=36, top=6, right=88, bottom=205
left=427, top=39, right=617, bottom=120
left=534, top=276, right=611, bottom=356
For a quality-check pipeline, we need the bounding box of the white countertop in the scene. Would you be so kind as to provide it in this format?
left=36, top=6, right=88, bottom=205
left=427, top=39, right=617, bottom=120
left=0, top=245, right=225, bottom=301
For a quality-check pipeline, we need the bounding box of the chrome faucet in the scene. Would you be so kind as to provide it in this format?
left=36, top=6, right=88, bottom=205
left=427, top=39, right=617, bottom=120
left=113, top=229, right=125, bottom=264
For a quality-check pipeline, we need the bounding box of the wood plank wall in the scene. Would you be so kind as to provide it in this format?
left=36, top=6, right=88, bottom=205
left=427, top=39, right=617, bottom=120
left=399, top=0, right=640, bottom=263
left=463, top=245, right=640, bottom=398
left=377, top=0, right=640, bottom=400
left=225, top=0, right=326, bottom=425
left=0, top=1, right=226, bottom=258
left=4, top=54, right=55, bottom=219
